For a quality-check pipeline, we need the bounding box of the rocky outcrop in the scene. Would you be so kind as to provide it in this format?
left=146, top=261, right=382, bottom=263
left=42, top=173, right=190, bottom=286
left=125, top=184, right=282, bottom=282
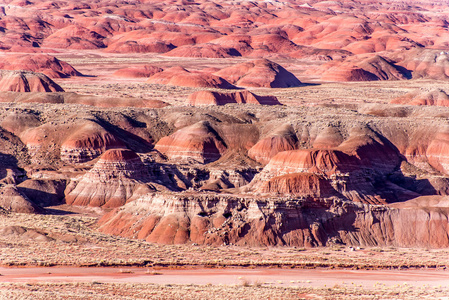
left=0, top=70, right=64, bottom=92
left=65, top=149, right=154, bottom=208
left=98, top=192, right=449, bottom=248
left=187, top=90, right=281, bottom=106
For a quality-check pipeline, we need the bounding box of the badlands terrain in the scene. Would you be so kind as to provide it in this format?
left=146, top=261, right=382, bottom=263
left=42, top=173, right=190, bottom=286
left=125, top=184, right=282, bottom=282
left=1, top=0, right=449, bottom=298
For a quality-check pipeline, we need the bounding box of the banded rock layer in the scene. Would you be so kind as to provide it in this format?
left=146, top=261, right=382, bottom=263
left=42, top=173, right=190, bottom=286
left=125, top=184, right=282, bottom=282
left=99, top=193, right=449, bottom=248
left=65, top=149, right=154, bottom=208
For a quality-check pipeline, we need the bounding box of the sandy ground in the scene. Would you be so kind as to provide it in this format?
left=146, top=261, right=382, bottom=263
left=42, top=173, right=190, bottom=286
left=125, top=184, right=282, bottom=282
left=1, top=266, right=449, bottom=289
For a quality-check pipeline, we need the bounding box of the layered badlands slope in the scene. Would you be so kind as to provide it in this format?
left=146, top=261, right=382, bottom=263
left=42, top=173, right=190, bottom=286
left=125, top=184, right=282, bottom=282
left=2, top=102, right=449, bottom=247
left=99, top=192, right=449, bottom=248
left=3, top=0, right=449, bottom=249
left=65, top=148, right=154, bottom=208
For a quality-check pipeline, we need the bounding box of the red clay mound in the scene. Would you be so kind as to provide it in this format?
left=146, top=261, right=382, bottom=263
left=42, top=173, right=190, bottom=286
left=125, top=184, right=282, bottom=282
left=248, top=34, right=300, bottom=57
left=164, top=43, right=239, bottom=58
left=112, top=65, right=163, bottom=78
left=187, top=90, right=281, bottom=106
left=321, top=64, right=379, bottom=82
left=104, top=30, right=175, bottom=53
left=358, top=55, right=410, bottom=80
left=320, top=55, right=410, bottom=82
left=208, top=34, right=253, bottom=56
left=154, top=121, right=227, bottom=163
left=147, top=66, right=235, bottom=89
left=65, top=148, right=154, bottom=208
left=106, top=39, right=174, bottom=53
left=214, top=59, right=302, bottom=88
left=0, top=54, right=82, bottom=78
left=391, top=89, right=449, bottom=106
left=60, top=121, right=126, bottom=164
left=42, top=25, right=105, bottom=50
left=0, top=185, right=43, bottom=214
left=248, top=124, right=297, bottom=165
left=0, top=70, right=64, bottom=92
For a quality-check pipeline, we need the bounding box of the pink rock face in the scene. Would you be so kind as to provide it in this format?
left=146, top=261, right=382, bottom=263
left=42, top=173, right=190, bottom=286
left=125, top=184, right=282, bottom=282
left=147, top=66, right=235, bottom=89
left=214, top=59, right=302, bottom=88
left=187, top=90, right=281, bottom=106
left=248, top=124, right=297, bottom=165
left=112, top=65, right=163, bottom=78
left=391, top=89, right=449, bottom=106
left=65, top=149, right=153, bottom=208
left=0, top=54, right=82, bottom=78
left=0, top=70, right=64, bottom=92
left=154, top=121, right=227, bottom=163
left=60, top=122, right=126, bottom=164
